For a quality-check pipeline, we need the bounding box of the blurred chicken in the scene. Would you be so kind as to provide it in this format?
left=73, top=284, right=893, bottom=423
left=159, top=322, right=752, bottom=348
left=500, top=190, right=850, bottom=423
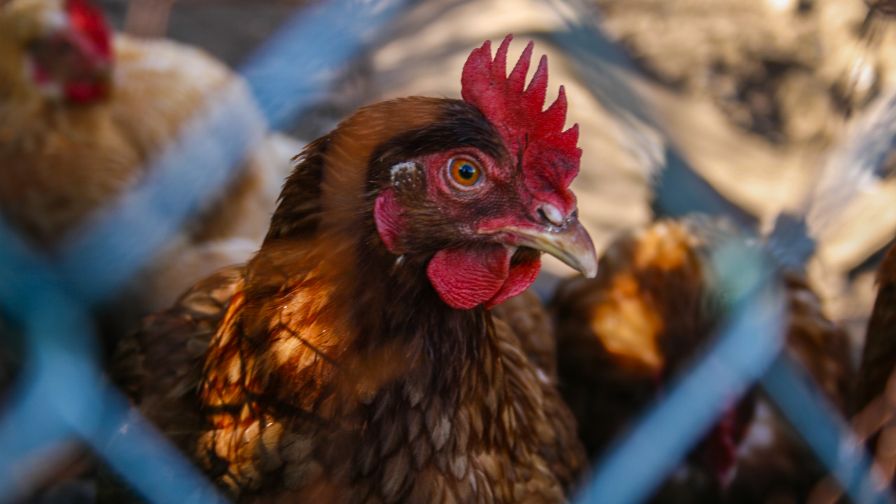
left=114, top=36, right=594, bottom=502
left=852, top=243, right=896, bottom=482
left=550, top=218, right=853, bottom=502
left=0, top=0, right=294, bottom=326
left=726, top=270, right=853, bottom=504
left=867, top=0, right=896, bottom=17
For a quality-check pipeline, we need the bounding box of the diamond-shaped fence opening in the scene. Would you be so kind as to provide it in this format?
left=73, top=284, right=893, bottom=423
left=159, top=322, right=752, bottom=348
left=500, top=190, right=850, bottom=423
left=1, top=0, right=895, bottom=503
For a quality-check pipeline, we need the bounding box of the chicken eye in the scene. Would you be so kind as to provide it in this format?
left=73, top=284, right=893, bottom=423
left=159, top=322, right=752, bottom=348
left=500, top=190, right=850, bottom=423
left=449, top=157, right=482, bottom=187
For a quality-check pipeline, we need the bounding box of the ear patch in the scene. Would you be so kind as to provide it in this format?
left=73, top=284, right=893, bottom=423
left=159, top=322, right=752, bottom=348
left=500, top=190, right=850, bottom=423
left=374, top=189, right=404, bottom=253
left=389, top=161, right=420, bottom=189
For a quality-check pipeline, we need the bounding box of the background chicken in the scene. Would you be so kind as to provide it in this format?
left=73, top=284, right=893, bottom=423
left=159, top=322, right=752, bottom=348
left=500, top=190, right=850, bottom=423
left=851, top=243, right=896, bottom=485
left=113, top=35, right=594, bottom=502
left=0, top=0, right=295, bottom=334
left=550, top=218, right=853, bottom=502
left=0, top=2, right=299, bottom=498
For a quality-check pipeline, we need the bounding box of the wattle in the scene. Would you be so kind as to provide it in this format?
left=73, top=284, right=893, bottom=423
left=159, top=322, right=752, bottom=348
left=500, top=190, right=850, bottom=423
left=700, top=406, right=740, bottom=486
left=65, top=80, right=108, bottom=103
left=427, top=244, right=541, bottom=310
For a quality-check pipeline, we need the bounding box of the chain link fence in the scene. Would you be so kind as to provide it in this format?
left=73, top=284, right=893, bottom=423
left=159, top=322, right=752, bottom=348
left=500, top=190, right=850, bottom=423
left=1, top=0, right=896, bottom=503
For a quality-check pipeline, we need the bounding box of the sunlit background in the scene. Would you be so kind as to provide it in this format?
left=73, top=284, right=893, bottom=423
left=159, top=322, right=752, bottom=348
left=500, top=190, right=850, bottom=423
left=3, top=0, right=896, bottom=502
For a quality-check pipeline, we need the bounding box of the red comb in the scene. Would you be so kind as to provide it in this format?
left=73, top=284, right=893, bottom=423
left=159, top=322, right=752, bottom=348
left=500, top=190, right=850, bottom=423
left=461, top=35, right=581, bottom=194
left=65, top=0, right=112, bottom=60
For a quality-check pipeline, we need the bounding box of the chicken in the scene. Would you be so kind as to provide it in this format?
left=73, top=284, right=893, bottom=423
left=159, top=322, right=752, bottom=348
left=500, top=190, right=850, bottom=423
left=852, top=243, right=896, bottom=482
left=114, top=35, right=595, bottom=502
left=549, top=218, right=852, bottom=502
left=854, top=245, right=896, bottom=417
left=0, top=0, right=291, bottom=322
left=867, top=0, right=896, bottom=17
left=725, top=271, right=853, bottom=504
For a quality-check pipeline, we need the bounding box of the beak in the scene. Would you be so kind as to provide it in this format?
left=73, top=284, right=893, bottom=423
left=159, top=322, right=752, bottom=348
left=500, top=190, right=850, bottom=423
left=494, top=218, right=598, bottom=278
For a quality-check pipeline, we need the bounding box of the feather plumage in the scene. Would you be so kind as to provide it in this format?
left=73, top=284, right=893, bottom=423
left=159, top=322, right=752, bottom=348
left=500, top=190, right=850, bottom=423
left=116, top=37, right=592, bottom=501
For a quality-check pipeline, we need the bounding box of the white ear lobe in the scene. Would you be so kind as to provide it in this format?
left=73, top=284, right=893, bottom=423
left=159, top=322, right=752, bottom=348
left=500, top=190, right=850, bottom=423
left=389, top=161, right=418, bottom=187
left=42, top=8, right=69, bottom=33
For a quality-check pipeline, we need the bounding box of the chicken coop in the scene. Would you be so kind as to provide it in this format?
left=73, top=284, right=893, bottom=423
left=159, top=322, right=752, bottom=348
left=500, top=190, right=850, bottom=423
left=2, top=0, right=896, bottom=502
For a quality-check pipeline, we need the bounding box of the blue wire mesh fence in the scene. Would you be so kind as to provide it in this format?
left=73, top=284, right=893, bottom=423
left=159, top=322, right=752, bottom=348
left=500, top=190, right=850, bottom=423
left=1, top=0, right=895, bottom=502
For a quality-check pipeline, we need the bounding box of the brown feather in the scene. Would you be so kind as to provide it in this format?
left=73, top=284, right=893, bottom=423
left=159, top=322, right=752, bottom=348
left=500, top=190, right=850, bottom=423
left=850, top=243, right=896, bottom=485
left=726, top=272, right=853, bottom=504
left=491, top=290, right=558, bottom=380
left=854, top=244, right=896, bottom=415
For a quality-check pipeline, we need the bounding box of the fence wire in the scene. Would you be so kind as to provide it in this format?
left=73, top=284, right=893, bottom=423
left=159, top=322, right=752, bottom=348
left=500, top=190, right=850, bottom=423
left=1, top=0, right=895, bottom=503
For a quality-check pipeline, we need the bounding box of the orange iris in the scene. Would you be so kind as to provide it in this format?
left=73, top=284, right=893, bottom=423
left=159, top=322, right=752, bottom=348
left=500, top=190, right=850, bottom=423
left=449, top=157, right=482, bottom=187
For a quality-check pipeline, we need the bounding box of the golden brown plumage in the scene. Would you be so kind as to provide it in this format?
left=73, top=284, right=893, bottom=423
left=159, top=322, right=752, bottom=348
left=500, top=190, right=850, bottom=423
left=0, top=0, right=290, bottom=319
left=116, top=37, right=595, bottom=502
left=550, top=218, right=853, bottom=502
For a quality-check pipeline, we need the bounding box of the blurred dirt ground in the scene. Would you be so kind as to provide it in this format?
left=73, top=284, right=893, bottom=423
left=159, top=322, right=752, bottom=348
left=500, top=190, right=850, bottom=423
left=98, top=0, right=896, bottom=354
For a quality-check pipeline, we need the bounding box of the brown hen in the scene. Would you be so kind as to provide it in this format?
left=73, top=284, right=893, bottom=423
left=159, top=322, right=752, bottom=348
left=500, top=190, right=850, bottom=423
left=550, top=218, right=853, bottom=503
left=115, top=36, right=594, bottom=502
left=852, top=243, right=896, bottom=484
